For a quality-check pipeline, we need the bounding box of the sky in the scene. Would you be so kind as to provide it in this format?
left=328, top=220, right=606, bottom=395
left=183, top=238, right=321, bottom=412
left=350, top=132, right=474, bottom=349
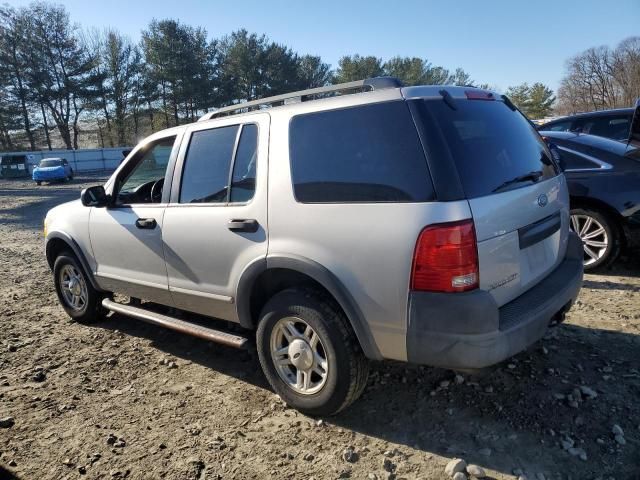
left=6, top=0, right=639, bottom=93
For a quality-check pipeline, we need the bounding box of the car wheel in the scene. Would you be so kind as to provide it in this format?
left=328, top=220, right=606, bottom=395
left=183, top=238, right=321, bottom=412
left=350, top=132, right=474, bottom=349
left=36, top=181, right=41, bottom=186
left=256, top=288, right=369, bottom=416
left=570, top=207, right=621, bottom=271
left=53, top=251, right=108, bottom=323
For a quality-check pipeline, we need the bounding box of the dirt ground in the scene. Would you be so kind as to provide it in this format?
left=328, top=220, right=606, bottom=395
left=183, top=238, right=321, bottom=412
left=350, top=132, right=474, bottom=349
left=0, top=174, right=639, bottom=480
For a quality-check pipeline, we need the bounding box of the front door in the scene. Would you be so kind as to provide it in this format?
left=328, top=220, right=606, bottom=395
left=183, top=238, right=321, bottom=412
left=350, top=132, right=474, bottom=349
left=90, top=132, right=182, bottom=304
left=162, top=114, right=269, bottom=321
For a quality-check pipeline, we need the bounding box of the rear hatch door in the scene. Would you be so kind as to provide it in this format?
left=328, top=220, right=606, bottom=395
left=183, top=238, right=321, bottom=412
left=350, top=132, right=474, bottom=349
left=418, top=93, right=569, bottom=307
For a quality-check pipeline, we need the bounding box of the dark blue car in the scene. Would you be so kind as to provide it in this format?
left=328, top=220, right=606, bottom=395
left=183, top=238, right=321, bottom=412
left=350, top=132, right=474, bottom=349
left=33, top=158, right=74, bottom=185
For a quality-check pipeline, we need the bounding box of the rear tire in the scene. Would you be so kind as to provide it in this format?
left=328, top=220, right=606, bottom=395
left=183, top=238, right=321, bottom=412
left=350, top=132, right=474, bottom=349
left=53, top=251, right=108, bottom=323
left=256, top=288, right=369, bottom=416
left=570, top=207, right=621, bottom=272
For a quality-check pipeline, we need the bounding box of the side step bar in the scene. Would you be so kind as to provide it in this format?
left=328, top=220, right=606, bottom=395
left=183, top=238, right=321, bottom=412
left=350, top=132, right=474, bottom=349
left=101, top=298, right=248, bottom=349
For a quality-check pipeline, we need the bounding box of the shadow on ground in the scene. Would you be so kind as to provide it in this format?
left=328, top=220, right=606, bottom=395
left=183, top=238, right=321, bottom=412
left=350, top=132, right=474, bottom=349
left=96, top=310, right=640, bottom=478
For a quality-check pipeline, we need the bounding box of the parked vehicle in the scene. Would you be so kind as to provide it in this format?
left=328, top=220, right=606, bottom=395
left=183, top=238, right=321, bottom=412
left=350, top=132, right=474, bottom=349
left=540, top=129, right=640, bottom=271
left=43, top=78, right=584, bottom=415
left=0, top=154, right=31, bottom=178
left=538, top=108, right=633, bottom=142
left=33, top=158, right=74, bottom=185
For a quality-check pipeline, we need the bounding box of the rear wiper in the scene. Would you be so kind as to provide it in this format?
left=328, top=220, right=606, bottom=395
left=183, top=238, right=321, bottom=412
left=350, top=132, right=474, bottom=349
left=439, top=89, right=457, bottom=110
left=492, top=171, right=543, bottom=193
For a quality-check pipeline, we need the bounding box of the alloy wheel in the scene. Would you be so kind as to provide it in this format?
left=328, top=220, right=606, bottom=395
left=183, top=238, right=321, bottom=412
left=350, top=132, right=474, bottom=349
left=570, top=214, right=609, bottom=266
left=270, top=316, right=329, bottom=395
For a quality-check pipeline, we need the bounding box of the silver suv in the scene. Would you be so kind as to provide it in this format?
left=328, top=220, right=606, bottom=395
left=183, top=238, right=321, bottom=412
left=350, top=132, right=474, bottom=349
left=44, top=77, right=584, bottom=415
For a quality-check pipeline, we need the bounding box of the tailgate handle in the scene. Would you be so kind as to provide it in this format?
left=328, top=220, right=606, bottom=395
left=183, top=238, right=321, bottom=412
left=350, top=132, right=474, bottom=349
left=518, top=212, right=561, bottom=249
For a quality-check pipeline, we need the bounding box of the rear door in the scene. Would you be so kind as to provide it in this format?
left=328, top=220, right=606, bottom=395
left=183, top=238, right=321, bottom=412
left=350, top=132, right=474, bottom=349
left=419, top=96, right=568, bottom=307
left=162, top=114, right=269, bottom=322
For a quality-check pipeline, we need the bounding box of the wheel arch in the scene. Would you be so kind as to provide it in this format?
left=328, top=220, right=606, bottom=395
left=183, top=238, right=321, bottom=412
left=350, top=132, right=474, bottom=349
left=236, top=255, right=382, bottom=360
left=45, top=232, right=104, bottom=291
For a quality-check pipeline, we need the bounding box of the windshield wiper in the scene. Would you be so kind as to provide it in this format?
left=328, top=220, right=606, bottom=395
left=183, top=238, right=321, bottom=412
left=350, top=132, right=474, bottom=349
left=492, top=170, right=543, bottom=193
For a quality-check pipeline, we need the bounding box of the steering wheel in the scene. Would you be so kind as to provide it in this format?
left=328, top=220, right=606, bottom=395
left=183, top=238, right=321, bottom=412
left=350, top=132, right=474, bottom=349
left=150, top=178, right=164, bottom=203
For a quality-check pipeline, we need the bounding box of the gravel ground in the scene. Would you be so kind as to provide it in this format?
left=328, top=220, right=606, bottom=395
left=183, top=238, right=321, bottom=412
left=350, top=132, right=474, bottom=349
left=1, top=175, right=639, bottom=480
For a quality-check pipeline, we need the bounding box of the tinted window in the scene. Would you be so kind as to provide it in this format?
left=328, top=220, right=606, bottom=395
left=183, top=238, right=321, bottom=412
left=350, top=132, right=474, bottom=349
left=583, top=115, right=631, bottom=141
left=230, top=124, right=258, bottom=203
left=546, top=120, right=572, bottom=131
left=180, top=126, right=238, bottom=203
left=419, top=99, right=558, bottom=198
left=289, top=101, right=434, bottom=203
left=558, top=148, right=599, bottom=170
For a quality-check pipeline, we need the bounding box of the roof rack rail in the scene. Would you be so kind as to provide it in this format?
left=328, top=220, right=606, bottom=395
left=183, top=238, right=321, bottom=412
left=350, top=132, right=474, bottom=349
left=198, top=76, right=403, bottom=121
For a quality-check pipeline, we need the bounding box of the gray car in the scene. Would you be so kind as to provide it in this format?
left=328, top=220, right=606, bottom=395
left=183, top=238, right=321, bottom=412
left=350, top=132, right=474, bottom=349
left=43, top=77, right=584, bottom=415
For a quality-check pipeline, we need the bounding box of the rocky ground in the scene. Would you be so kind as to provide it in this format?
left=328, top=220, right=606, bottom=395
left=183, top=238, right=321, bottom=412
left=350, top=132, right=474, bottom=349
left=0, top=175, right=639, bottom=480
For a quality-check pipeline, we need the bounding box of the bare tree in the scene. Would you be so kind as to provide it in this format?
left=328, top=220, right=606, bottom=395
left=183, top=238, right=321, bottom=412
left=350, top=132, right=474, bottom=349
left=557, top=37, right=640, bottom=115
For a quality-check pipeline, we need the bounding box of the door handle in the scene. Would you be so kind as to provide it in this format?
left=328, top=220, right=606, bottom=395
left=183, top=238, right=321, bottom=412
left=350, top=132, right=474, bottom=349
left=135, top=218, right=157, bottom=229
left=227, top=219, right=259, bottom=233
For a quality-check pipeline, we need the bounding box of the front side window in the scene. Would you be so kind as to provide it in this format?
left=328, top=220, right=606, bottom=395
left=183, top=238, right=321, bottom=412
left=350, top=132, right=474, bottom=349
left=289, top=101, right=434, bottom=203
left=116, top=136, right=176, bottom=205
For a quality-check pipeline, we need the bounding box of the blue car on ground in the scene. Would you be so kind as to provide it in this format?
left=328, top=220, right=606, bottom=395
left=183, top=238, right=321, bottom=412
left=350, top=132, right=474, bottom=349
left=33, top=158, right=74, bottom=185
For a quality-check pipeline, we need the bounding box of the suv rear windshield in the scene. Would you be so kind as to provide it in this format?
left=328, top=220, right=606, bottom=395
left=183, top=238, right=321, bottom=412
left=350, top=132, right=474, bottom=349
left=418, top=98, right=558, bottom=198
left=289, top=101, right=435, bottom=203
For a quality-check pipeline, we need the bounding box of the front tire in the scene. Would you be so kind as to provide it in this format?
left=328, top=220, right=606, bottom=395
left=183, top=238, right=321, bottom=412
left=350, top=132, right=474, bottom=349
left=256, top=288, right=369, bottom=416
left=53, top=251, right=107, bottom=323
left=570, top=207, right=621, bottom=271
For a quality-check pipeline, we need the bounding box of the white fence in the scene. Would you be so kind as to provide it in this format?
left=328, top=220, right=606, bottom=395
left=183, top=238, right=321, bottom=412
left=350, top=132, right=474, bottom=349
left=5, top=147, right=132, bottom=173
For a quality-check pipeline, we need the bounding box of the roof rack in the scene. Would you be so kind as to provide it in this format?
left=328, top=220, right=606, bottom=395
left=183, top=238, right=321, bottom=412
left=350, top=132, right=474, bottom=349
left=198, top=76, right=403, bottom=121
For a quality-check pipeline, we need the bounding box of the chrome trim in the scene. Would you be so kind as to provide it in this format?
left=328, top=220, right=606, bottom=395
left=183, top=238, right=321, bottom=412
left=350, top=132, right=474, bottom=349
left=558, top=146, right=613, bottom=172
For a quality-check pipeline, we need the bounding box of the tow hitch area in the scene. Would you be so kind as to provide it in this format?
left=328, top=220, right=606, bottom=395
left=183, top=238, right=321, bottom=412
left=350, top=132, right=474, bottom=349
left=549, top=301, right=573, bottom=327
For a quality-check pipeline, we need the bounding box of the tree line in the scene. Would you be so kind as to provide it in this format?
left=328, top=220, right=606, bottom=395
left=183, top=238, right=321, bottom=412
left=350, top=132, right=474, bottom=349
left=0, top=2, right=486, bottom=151
left=2, top=2, right=636, bottom=152
left=556, top=36, right=640, bottom=115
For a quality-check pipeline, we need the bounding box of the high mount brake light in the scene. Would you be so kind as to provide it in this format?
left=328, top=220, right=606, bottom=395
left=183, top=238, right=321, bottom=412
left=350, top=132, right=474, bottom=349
left=411, top=219, right=479, bottom=293
left=465, top=90, right=495, bottom=101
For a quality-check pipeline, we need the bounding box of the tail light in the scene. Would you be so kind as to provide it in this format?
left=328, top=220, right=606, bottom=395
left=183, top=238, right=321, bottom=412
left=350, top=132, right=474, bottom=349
left=411, top=219, right=479, bottom=293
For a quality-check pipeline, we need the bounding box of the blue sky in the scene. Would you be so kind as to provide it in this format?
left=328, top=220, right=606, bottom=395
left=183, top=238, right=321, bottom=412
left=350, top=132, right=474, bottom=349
left=7, top=0, right=639, bottom=92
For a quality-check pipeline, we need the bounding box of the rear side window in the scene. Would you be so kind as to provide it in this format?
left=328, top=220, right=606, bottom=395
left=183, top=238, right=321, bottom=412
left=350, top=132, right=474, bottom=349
left=419, top=99, right=558, bottom=198
left=180, top=124, right=258, bottom=204
left=583, top=115, right=631, bottom=141
left=289, top=101, right=434, bottom=203
left=180, top=126, right=238, bottom=203
left=230, top=124, right=258, bottom=203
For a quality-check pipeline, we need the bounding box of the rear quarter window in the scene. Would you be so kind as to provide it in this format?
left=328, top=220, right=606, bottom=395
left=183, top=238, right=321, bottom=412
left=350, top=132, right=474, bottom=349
left=289, top=101, right=434, bottom=203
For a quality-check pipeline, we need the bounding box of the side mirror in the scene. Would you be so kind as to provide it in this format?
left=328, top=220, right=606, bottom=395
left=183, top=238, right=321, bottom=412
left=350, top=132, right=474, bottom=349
left=81, top=185, right=109, bottom=207
left=628, top=98, right=640, bottom=147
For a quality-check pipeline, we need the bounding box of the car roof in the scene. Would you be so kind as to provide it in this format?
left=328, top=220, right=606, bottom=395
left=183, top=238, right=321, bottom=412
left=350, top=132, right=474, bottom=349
left=540, top=130, right=631, bottom=156
left=544, top=107, right=634, bottom=125
left=41, top=157, right=64, bottom=161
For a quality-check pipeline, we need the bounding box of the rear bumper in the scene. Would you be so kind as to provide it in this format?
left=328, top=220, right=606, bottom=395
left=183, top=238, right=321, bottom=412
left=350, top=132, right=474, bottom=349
left=406, top=232, right=584, bottom=369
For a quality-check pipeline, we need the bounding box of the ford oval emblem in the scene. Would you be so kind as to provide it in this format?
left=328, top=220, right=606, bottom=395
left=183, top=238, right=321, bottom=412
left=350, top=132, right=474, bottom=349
left=537, top=194, right=548, bottom=207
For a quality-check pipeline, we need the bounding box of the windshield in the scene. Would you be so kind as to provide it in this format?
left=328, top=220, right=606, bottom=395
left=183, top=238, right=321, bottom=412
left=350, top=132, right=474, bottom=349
left=417, top=98, right=558, bottom=198
left=39, top=159, right=63, bottom=168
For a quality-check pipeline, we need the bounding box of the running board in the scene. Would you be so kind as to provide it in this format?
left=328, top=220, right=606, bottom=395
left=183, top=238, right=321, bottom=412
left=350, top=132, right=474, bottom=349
left=101, top=298, right=248, bottom=349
